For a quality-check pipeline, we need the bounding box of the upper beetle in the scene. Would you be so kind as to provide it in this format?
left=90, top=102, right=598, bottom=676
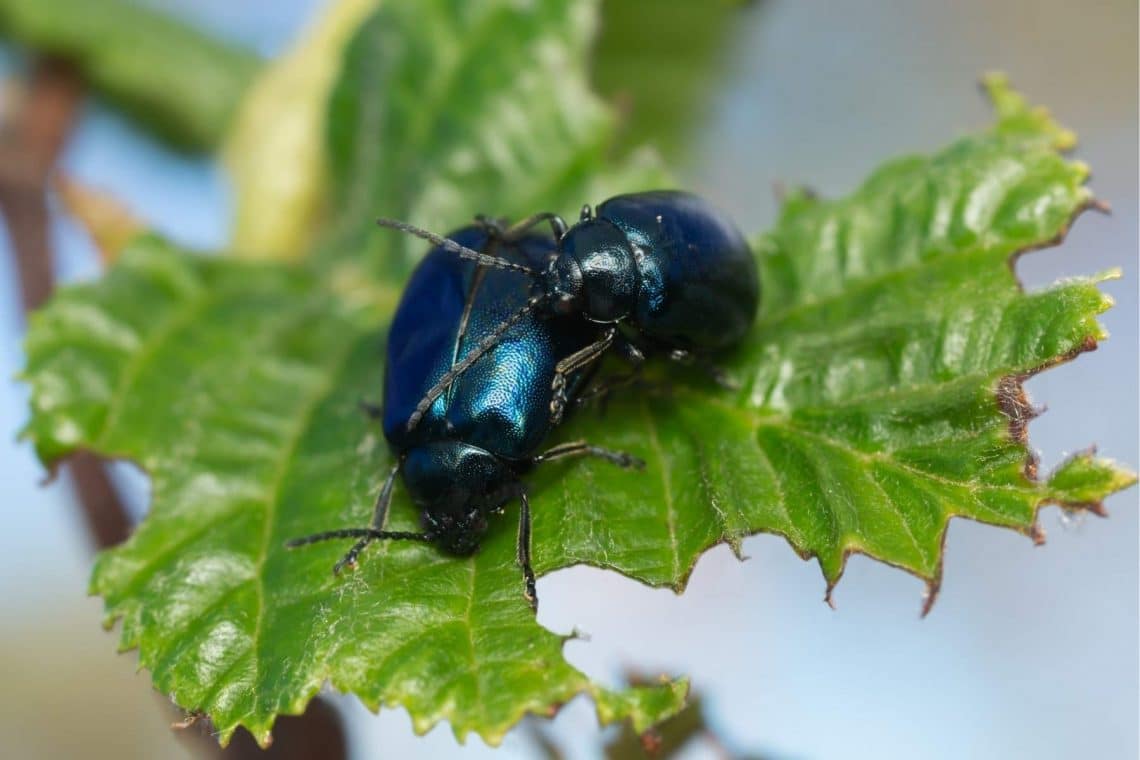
left=542, top=191, right=759, bottom=351
left=380, top=190, right=760, bottom=423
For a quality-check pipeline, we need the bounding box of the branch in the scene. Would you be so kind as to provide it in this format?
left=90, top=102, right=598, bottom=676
left=0, top=58, right=131, bottom=549
left=1, top=57, right=346, bottom=759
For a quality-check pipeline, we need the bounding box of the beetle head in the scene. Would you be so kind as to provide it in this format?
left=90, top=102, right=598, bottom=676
left=402, top=442, right=514, bottom=555
left=543, top=219, right=638, bottom=323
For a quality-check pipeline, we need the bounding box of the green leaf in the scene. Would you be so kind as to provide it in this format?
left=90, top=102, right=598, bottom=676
left=0, top=0, right=261, bottom=150
left=20, top=24, right=1136, bottom=751
left=529, top=73, right=1135, bottom=609
left=321, top=0, right=669, bottom=279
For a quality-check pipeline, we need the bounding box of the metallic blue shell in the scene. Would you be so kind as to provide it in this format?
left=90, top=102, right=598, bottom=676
left=383, top=227, right=601, bottom=460
left=598, top=191, right=759, bottom=350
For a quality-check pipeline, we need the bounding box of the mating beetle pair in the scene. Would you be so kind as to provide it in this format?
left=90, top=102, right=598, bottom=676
left=287, top=191, right=759, bottom=609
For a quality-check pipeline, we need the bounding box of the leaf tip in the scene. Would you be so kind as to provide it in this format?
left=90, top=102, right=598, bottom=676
left=823, top=572, right=841, bottom=610
left=981, top=71, right=1076, bottom=149
left=980, top=71, right=1019, bottom=118
left=564, top=625, right=591, bottom=644
left=1093, top=266, right=1123, bottom=286
left=1089, top=197, right=1112, bottom=215
left=919, top=579, right=940, bottom=619
left=1043, top=447, right=1137, bottom=519
left=170, top=711, right=203, bottom=732
left=727, top=537, right=748, bottom=562
left=1070, top=158, right=1092, bottom=177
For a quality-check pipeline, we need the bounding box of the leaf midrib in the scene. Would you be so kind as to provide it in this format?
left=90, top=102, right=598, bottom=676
left=245, top=327, right=365, bottom=725
left=756, top=237, right=1021, bottom=332
left=691, top=390, right=1034, bottom=498
left=639, top=399, right=680, bottom=580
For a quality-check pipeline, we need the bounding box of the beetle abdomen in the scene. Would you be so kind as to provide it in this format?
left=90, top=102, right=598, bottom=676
left=598, top=191, right=759, bottom=350
left=384, top=227, right=601, bottom=459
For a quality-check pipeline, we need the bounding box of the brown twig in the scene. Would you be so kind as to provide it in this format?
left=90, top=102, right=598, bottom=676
left=0, top=59, right=132, bottom=549
left=1, top=60, right=76, bottom=310
left=2, top=57, right=346, bottom=759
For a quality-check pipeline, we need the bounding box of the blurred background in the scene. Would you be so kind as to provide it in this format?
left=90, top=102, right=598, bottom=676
left=1, top=1, right=1136, bottom=758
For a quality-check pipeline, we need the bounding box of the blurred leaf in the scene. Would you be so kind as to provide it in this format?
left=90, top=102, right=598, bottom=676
left=226, top=0, right=683, bottom=264
left=54, top=174, right=144, bottom=263
left=321, top=0, right=670, bottom=280
left=224, top=0, right=378, bottom=260
left=593, top=0, right=753, bottom=160
left=0, top=0, right=260, bottom=150
left=603, top=690, right=763, bottom=760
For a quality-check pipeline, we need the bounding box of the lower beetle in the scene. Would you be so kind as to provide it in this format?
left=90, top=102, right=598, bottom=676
left=286, top=226, right=643, bottom=609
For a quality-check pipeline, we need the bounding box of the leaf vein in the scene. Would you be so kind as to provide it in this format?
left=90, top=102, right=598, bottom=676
left=639, top=400, right=680, bottom=579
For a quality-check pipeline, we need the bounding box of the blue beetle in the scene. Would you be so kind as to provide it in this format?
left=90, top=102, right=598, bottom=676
left=544, top=191, right=758, bottom=348
left=381, top=191, right=759, bottom=426
left=286, top=227, right=643, bottom=609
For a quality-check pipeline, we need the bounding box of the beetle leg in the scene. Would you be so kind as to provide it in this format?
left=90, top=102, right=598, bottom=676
left=575, top=372, right=642, bottom=408
left=358, top=400, right=383, bottom=420
left=368, top=461, right=402, bottom=530
left=283, top=461, right=428, bottom=575
left=501, top=211, right=569, bottom=242
left=550, top=328, right=617, bottom=425
left=331, top=459, right=402, bottom=572
left=667, top=348, right=739, bottom=390
left=573, top=335, right=653, bottom=411
left=335, top=535, right=378, bottom=575
left=532, top=440, right=645, bottom=470
left=472, top=213, right=508, bottom=236
left=285, top=525, right=431, bottom=574
left=517, top=488, right=537, bottom=610
left=616, top=336, right=647, bottom=367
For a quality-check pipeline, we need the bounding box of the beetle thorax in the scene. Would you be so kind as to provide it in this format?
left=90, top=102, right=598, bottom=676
left=544, top=218, right=638, bottom=323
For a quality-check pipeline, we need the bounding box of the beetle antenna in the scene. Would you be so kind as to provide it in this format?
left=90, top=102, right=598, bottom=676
left=376, top=217, right=539, bottom=276
left=407, top=294, right=549, bottom=431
